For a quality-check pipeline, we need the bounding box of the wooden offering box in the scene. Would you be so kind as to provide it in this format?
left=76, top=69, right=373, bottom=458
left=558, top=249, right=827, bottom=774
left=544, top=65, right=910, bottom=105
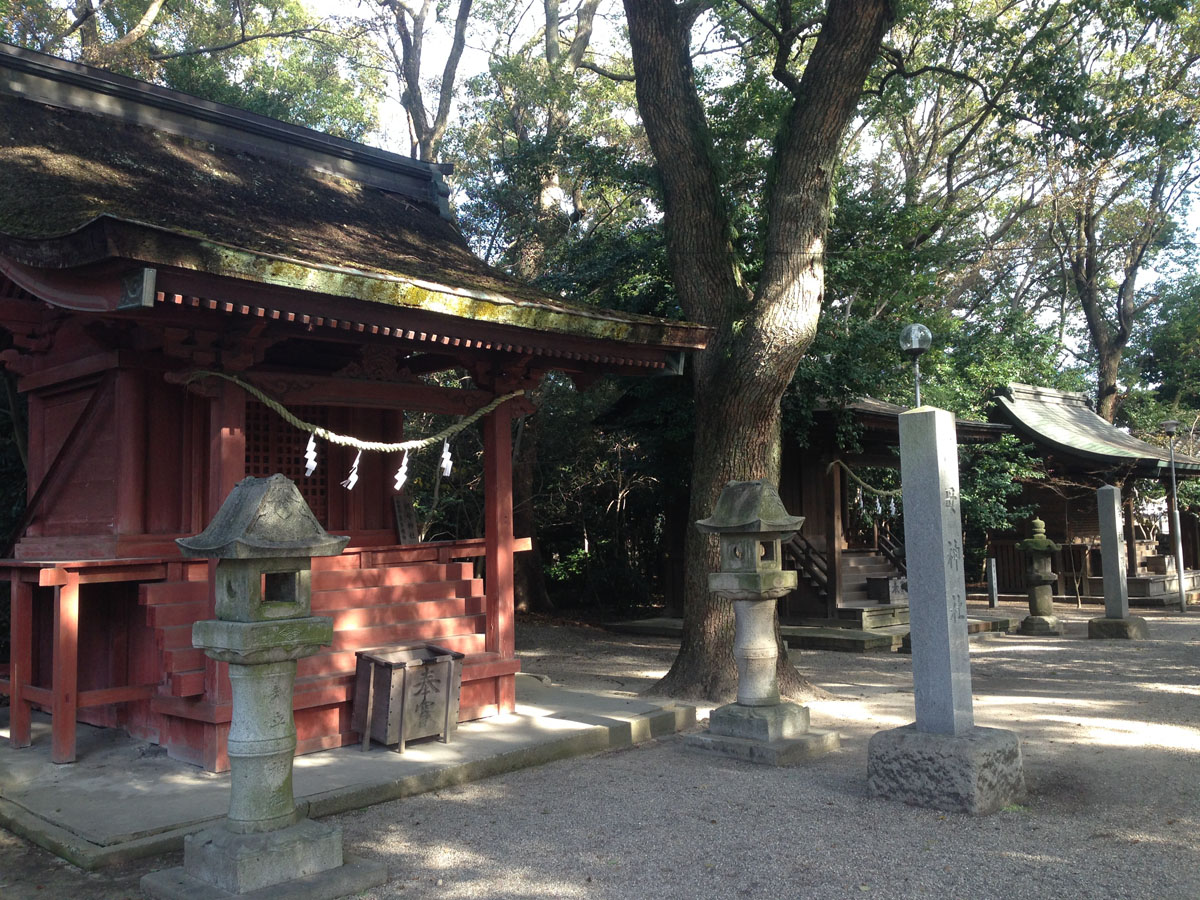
left=353, top=643, right=464, bottom=752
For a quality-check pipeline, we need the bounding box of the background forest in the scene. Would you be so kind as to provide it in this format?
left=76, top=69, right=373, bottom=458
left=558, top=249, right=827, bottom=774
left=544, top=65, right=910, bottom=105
left=3, top=0, right=1199, bottom=621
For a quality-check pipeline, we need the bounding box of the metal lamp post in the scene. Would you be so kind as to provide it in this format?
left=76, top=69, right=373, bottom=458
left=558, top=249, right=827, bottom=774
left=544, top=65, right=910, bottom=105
left=899, top=324, right=933, bottom=407
left=1161, top=419, right=1187, bottom=613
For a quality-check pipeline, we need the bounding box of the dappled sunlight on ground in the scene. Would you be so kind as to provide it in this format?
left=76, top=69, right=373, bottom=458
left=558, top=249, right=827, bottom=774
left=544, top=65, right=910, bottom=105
left=806, top=697, right=911, bottom=729
left=1041, top=715, right=1200, bottom=751
left=1135, top=681, right=1200, bottom=696
left=354, top=825, right=593, bottom=899
left=970, top=641, right=1076, bottom=655
left=9, top=610, right=1200, bottom=898
left=972, top=694, right=1117, bottom=710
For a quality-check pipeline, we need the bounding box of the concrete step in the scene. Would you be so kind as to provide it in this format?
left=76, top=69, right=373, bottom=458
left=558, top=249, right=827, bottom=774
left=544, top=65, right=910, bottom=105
left=836, top=604, right=911, bottom=629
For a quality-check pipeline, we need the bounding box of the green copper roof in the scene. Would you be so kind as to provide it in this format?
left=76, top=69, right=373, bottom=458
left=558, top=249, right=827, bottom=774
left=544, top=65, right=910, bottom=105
left=993, top=383, right=1200, bottom=477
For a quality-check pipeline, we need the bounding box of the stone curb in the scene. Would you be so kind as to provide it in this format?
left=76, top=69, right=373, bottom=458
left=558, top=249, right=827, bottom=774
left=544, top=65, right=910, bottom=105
left=0, top=704, right=695, bottom=871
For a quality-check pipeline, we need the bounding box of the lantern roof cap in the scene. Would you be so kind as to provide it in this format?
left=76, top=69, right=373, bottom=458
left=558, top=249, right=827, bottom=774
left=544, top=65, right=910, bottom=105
left=695, top=480, right=804, bottom=535
left=177, top=474, right=349, bottom=559
left=1016, top=516, right=1060, bottom=554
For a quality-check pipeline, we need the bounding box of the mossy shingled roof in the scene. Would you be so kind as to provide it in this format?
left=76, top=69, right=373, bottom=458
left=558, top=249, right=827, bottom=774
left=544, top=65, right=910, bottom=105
left=0, top=93, right=708, bottom=350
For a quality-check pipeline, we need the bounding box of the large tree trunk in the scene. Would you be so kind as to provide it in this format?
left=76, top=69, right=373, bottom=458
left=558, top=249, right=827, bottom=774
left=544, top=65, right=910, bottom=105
left=625, top=0, right=894, bottom=702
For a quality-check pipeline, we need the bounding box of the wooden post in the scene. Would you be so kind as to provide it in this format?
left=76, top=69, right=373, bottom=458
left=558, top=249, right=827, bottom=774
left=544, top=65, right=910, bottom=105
left=826, top=462, right=843, bottom=619
left=1165, top=482, right=1179, bottom=567
left=207, top=380, right=246, bottom=520
left=483, top=399, right=515, bottom=660
left=9, top=575, right=33, bottom=748
left=115, top=369, right=146, bottom=536
left=51, top=572, right=80, bottom=764
left=205, top=382, right=245, bottom=708
left=1123, top=495, right=1138, bottom=576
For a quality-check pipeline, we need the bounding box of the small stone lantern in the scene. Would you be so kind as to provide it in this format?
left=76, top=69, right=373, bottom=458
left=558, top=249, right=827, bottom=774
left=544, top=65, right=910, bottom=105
left=1017, top=517, right=1063, bottom=636
left=142, top=474, right=385, bottom=899
left=684, top=480, right=839, bottom=765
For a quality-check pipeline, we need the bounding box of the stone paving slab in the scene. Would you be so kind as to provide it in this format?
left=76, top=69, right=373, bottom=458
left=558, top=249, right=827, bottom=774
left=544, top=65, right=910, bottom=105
left=0, top=675, right=694, bottom=870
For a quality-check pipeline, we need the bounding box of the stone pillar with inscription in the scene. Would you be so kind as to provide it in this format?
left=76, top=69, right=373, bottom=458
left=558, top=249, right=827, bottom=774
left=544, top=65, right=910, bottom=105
left=1089, top=485, right=1151, bottom=640
left=866, top=407, right=1025, bottom=814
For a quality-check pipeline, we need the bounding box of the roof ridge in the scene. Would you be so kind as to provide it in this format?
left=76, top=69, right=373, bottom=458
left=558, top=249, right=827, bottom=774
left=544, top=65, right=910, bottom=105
left=1005, top=382, right=1092, bottom=408
left=0, top=42, right=451, bottom=214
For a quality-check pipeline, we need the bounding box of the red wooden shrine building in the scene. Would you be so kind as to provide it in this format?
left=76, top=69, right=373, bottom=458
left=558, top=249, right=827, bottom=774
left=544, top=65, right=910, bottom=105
left=779, top=398, right=1007, bottom=625
left=0, top=45, right=708, bottom=770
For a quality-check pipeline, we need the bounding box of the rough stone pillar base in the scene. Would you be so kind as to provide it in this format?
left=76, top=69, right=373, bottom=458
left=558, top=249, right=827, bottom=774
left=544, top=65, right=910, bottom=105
left=1018, top=615, right=1064, bottom=636
left=140, top=820, right=386, bottom=900
left=1088, top=616, right=1150, bottom=640
left=684, top=701, right=839, bottom=765
left=867, top=724, right=1025, bottom=815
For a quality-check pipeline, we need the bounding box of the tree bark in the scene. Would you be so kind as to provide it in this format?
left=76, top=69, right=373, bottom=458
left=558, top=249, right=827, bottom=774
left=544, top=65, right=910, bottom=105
left=382, top=0, right=473, bottom=161
left=624, top=0, right=894, bottom=702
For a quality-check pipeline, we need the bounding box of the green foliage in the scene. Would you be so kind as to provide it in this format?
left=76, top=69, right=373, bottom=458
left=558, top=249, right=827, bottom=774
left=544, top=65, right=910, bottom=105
left=10, top=0, right=1200, bottom=611
left=159, top=26, right=381, bottom=139
left=446, top=45, right=652, bottom=278
left=531, top=375, right=691, bottom=610
left=958, top=435, right=1042, bottom=573
left=1136, top=274, right=1200, bottom=409
left=2, top=0, right=380, bottom=137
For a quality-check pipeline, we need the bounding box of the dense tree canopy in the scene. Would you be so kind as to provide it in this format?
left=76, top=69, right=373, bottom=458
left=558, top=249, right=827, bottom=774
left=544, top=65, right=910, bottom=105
left=3, top=0, right=380, bottom=136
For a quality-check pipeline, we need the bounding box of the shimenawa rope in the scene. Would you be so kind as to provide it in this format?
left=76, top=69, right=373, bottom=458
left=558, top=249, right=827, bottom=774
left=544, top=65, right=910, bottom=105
left=185, top=370, right=524, bottom=453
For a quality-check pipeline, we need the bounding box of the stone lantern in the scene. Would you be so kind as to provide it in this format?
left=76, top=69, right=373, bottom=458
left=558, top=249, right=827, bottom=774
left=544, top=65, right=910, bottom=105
left=684, top=480, right=839, bottom=765
left=1017, top=517, right=1064, bottom=636
left=142, top=474, right=385, bottom=899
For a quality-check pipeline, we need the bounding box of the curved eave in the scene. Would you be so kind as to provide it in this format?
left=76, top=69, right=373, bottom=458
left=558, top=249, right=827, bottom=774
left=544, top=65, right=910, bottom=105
left=813, top=400, right=1010, bottom=445
left=0, top=216, right=711, bottom=353
left=994, top=396, right=1200, bottom=477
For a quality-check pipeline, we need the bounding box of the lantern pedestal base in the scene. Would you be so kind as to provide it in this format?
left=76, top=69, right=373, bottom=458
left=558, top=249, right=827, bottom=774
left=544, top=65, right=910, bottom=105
left=685, top=725, right=840, bottom=766
left=1018, top=615, right=1063, bottom=636
left=141, top=820, right=386, bottom=900
left=709, top=700, right=809, bottom=742
left=1088, top=616, right=1150, bottom=640
left=686, top=702, right=838, bottom=765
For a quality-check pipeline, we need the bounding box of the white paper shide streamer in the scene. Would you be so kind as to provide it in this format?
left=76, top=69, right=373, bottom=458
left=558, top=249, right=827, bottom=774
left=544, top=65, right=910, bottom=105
left=440, top=439, right=453, bottom=477
left=341, top=450, right=362, bottom=490
left=304, top=434, right=318, bottom=477
left=394, top=451, right=410, bottom=490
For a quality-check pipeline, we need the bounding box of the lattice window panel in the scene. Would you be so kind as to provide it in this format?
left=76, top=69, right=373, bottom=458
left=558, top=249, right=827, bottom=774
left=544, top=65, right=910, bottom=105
left=245, top=401, right=330, bottom=523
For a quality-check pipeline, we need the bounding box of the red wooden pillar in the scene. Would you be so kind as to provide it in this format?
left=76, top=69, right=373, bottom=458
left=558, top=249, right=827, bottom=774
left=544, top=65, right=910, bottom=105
left=483, top=398, right=516, bottom=670
left=205, top=382, right=245, bottom=713
left=25, top=389, right=43, bottom=538
left=8, top=574, right=33, bottom=748
left=114, top=369, right=146, bottom=536
left=207, top=380, right=246, bottom=521
left=51, top=572, right=80, bottom=763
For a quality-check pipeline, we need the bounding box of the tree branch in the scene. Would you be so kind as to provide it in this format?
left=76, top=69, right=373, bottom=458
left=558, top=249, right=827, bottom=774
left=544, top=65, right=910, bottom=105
left=149, top=27, right=325, bottom=62
left=429, top=0, right=473, bottom=154
left=576, top=59, right=635, bottom=81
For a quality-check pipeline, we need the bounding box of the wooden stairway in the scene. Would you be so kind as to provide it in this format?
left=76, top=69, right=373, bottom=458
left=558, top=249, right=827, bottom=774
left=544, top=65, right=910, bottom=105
left=836, top=550, right=909, bottom=628
left=139, top=546, right=518, bottom=771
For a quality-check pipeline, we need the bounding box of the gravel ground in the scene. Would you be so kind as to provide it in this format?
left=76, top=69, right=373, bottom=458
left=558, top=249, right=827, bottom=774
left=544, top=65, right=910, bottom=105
left=4, top=601, right=1200, bottom=899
